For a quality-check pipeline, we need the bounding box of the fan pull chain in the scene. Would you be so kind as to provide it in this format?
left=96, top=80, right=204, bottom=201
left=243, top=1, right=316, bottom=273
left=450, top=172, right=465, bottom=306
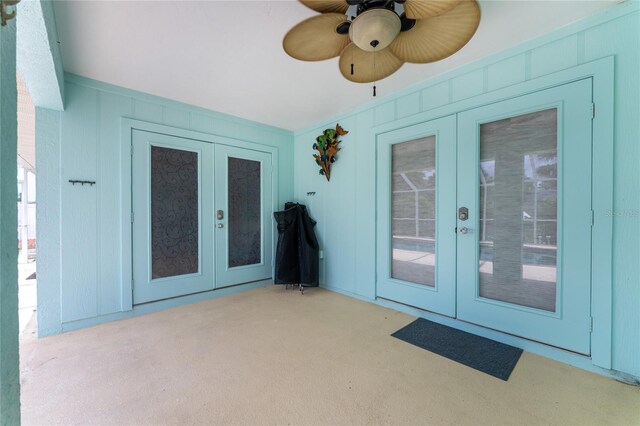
left=350, top=44, right=354, bottom=75
left=351, top=25, right=355, bottom=76
left=373, top=46, right=377, bottom=97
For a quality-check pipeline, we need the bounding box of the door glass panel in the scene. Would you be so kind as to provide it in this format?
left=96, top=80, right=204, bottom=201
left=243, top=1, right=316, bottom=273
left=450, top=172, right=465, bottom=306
left=228, top=157, right=262, bottom=268
left=151, top=146, right=199, bottom=279
left=391, top=136, right=436, bottom=286
left=478, top=109, right=557, bottom=312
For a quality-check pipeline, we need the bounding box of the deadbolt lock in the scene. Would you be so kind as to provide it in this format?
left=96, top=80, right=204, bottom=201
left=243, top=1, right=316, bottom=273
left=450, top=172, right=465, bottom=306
left=458, top=207, right=469, bottom=221
left=217, top=210, right=224, bottom=220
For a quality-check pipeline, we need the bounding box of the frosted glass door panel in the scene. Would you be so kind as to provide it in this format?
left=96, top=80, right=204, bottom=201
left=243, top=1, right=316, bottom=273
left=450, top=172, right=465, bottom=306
left=151, top=146, right=199, bottom=279
left=391, top=137, right=437, bottom=287
left=132, top=130, right=214, bottom=305
left=228, top=157, right=262, bottom=268
left=215, top=145, right=273, bottom=288
left=478, top=109, right=558, bottom=312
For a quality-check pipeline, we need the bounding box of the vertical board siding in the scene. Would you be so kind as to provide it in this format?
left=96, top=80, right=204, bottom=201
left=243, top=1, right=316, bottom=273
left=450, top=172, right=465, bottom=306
left=190, top=112, right=217, bottom=135
left=396, top=92, right=421, bottom=119
left=35, top=108, right=62, bottom=335
left=582, top=12, right=640, bottom=376
left=293, top=129, right=324, bottom=283
left=38, top=75, right=294, bottom=334
left=331, top=116, right=357, bottom=293
left=530, top=35, right=579, bottom=78
left=0, top=20, right=21, bottom=425
left=487, top=54, right=527, bottom=92
left=374, top=102, right=396, bottom=126
left=98, top=91, right=132, bottom=314
left=354, top=109, right=376, bottom=299
left=293, top=7, right=639, bottom=377
left=451, top=69, right=485, bottom=102
left=421, top=82, right=450, bottom=112
left=162, top=106, right=191, bottom=129
left=132, top=100, right=163, bottom=123
left=60, top=83, right=98, bottom=322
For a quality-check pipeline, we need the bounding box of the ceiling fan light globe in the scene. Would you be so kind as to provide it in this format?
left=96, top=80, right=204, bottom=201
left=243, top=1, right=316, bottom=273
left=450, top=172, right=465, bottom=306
left=349, top=8, right=401, bottom=52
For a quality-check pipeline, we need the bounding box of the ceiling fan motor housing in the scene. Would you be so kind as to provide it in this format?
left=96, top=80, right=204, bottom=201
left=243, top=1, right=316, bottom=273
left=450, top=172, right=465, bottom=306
left=348, top=7, right=401, bottom=52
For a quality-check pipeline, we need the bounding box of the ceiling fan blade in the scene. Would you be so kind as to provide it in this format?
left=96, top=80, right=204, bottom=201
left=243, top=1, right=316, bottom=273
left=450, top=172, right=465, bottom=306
left=403, top=0, right=462, bottom=19
left=339, top=43, right=403, bottom=83
left=389, top=0, right=480, bottom=63
left=283, top=14, right=350, bottom=61
left=299, top=0, right=349, bottom=14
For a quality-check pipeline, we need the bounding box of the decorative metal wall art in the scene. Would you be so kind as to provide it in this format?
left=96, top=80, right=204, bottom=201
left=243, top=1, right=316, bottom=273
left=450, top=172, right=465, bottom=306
left=1, top=0, right=20, bottom=27
left=313, top=123, right=348, bottom=181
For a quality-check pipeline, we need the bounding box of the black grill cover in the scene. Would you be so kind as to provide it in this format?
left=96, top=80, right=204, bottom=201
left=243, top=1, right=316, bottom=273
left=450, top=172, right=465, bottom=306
left=273, top=203, right=319, bottom=286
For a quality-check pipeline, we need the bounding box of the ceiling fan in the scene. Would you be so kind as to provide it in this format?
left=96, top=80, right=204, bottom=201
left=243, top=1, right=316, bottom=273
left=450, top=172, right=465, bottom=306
left=283, top=0, right=480, bottom=92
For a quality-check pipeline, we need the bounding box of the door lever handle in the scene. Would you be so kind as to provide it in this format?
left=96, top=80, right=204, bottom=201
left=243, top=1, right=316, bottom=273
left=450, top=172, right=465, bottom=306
left=458, top=227, right=471, bottom=234
left=217, top=223, right=224, bottom=229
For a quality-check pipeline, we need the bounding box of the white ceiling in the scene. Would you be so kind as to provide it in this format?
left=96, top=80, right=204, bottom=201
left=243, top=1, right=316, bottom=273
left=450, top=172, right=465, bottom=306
left=53, top=0, right=620, bottom=131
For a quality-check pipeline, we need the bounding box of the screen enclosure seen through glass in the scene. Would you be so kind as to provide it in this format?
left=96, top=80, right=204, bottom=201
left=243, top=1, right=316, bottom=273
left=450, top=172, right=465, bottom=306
left=478, top=108, right=558, bottom=312
left=391, top=136, right=437, bottom=287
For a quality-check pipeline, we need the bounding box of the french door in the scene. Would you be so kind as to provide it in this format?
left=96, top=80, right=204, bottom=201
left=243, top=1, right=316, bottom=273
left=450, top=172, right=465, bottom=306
left=376, top=115, right=457, bottom=317
left=378, top=78, right=593, bottom=354
left=132, top=130, right=273, bottom=304
left=457, top=79, right=593, bottom=354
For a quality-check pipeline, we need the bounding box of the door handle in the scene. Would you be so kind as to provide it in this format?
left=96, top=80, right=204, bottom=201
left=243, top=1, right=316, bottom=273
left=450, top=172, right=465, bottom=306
left=458, top=227, right=471, bottom=234
left=217, top=223, right=224, bottom=229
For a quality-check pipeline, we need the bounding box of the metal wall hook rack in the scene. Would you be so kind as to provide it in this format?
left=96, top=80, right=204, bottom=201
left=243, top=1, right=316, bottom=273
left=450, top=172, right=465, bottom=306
left=69, top=180, right=96, bottom=186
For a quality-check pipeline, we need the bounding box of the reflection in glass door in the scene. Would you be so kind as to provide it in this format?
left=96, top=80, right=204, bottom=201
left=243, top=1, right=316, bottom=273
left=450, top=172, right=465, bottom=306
left=457, top=78, right=593, bottom=354
left=132, top=130, right=214, bottom=304
left=391, top=137, right=437, bottom=287
left=478, top=109, right=559, bottom=312
left=377, top=115, right=457, bottom=317
left=214, top=145, right=273, bottom=288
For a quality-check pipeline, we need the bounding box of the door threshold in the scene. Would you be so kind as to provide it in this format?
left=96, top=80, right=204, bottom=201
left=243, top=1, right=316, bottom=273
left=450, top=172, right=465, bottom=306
left=455, top=317, right=591, bottom=358
left=376, top=297, right=456, bottom=321
left=133, top=277, right=273, bottom=307
left=377, top=296, right=590, bottom=358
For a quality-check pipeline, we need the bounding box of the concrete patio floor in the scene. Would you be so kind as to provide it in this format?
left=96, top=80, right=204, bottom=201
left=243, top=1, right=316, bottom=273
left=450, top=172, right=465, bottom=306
left=20, top=286, right=640, bottom=425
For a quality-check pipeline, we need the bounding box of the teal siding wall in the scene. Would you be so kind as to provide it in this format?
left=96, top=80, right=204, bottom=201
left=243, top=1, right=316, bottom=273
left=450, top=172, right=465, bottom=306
left=293, top=4, right=640, bottom=377
left=37, top=75, right=294, bottom=335
left=0, top=14, right=21, bottom=424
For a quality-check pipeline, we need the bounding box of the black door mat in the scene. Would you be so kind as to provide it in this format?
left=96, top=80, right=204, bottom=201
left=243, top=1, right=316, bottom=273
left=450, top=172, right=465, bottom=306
left=391, top=318, right=523, bottom=381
